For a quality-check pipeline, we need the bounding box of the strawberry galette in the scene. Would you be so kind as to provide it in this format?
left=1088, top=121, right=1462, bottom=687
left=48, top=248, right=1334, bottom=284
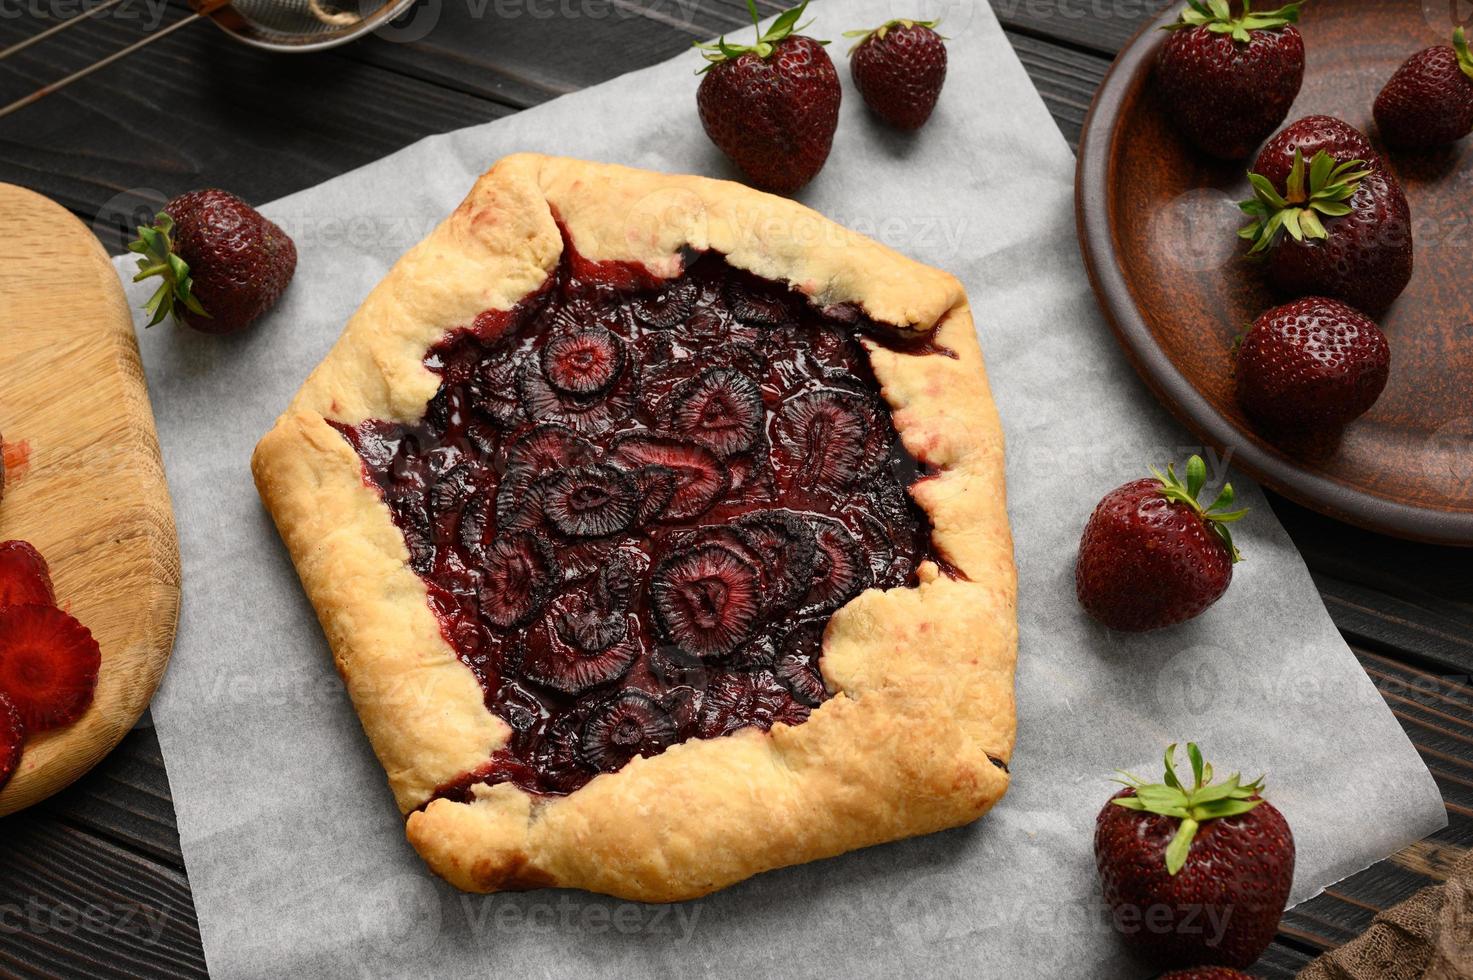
left=253, top=155, right=1016, bottom=901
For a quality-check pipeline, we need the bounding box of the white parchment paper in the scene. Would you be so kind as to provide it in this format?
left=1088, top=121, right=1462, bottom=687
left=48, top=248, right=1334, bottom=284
left=116, top=0, right=1445, bottom=974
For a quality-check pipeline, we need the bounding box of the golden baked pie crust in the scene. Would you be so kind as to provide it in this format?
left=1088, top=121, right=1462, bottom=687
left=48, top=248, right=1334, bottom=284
left=252, top=154, right=1017, bottom=902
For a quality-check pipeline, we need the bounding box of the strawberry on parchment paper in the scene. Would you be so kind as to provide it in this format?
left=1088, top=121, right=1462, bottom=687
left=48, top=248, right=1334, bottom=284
left=1075, top=455, right=1247, bottom=633
left=845, top=19, right=947, bottom=130
left=695, top=1, right=841, bottom=193
left=1096, top=743, right=1295, bottom=970
left=130, top=189, right=296, bottom=335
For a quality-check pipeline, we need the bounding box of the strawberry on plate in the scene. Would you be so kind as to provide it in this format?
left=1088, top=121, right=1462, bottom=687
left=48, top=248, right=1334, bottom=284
left=1239, top=120, right=1414, bottom=311
left=696, top=0, right=841, bottom=193
left=0, top=604, right=102, bottom=733
left=1096, top=743, right=1295, bottom=969
left=1154, top=0, right=1305, bottom=160
left=130, top=189, right=297, bottom=335
left=1236, top=296, right=1390, bottom=435
left=1075, top=455, right=1247, bottom=632
left=845, top=19, right=948, bottom=130
left=0, top=691, right=22, bottom=792
left=1250, top=113, right=1382, bottom=185
left=0, top=540, right=55, bottom=608
left=1375, top=27, right=1473, bottom=149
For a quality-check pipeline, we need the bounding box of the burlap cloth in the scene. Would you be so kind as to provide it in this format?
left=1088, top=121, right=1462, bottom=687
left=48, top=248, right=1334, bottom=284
left=1299, top=850, right=1473, bottom=978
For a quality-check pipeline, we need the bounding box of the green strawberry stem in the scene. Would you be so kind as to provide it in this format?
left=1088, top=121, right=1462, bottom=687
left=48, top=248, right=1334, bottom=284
left=841, top=18, right=943, bottom=55
left=1163, top=0, right=1302, bottom=43
left=1456, top=27, right=1473, bottom=84
left=1238, top=149, right=1371, bottom=255
left=128, top=212, right=209, bottom=328
left=1149, top=454, right=1249, bottom=562
left=1114, top=743, right=1267, bottom=875
left=694, top=0, right=824, bottom=72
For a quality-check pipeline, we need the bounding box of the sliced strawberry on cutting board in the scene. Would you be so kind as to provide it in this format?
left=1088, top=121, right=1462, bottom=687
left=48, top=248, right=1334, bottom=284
left=0, top=604, right=102, bottom=733
left=0, top=691, right=23, bottom=792
left=0, top=540, right=56, bottom=608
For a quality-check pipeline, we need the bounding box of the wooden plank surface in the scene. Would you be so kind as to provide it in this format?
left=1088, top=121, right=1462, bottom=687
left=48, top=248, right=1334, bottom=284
left=0, top=0, right=1468, bottom=976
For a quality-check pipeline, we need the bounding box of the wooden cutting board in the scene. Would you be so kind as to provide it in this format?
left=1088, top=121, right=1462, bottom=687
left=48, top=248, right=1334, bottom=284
left=0, top=183, right=181, bottom=817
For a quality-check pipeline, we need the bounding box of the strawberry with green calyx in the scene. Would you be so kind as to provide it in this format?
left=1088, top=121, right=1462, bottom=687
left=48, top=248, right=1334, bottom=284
left=1075, top=455, right=1248, bottom=633
left=1166, top=0, right=1301, bottom=44
left=844, top=19, right=948, bottom=130
left=129, top=212, right=208, bottom=328
left=129, top=189, right=297, bottom=335
left=1374, top=27, right=1473, bottom=148
left=1238, top=149, right=1372, bottom=254
left=1152, top=456, right=1247, bottom=562
left=1237, top=135, right=1413, bottom=311
left=1154, top=0, right=1305, bottom=159
left=1095, top=743, right=1295, bottom=969
left=695, top=0, right=841, bottom=193
left=1112, top=743, right=1268, bottom=875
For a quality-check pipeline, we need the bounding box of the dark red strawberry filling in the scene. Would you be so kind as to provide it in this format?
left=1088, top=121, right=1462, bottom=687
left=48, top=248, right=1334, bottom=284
left=337, top=233, right=940, bottom=799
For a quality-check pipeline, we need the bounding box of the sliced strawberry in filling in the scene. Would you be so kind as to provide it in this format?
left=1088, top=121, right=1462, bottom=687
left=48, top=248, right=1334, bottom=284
left=671, top=368, right=764, bottom=457
left=504, top=423, right=595, bottom=472
left=540, top=328, right=627, bottom=397
left=478, top=533, right=559, bottom=629
left=771, top=389, right=885, bottom=489
left=519, top=610, right=641, bottom=696
left=609, top=434, right=728, bottom=521
left=579, top=690, right=677, bottom=772
left=629, top=278, right=697, bottom=329
left=800, top=516, right=871, bottom=615
left=734, top=511, right=818, bottom=612
left=698, top=669, right=809, bottom=738
left=774, top=620, right=829, bottom=706
left=651, top=545, right=762, bottom=659
left=725, top=275, right=793, bottom=326
left=335, top=244, right=939, bottom=798
left=539, top=465, right=637, bottom=538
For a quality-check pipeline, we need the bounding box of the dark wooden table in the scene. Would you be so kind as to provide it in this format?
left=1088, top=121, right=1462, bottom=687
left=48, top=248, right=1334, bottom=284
left=1, top=1, right=1469, bottom=976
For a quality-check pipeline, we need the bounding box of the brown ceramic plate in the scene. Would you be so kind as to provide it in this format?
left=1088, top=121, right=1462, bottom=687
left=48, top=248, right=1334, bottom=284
left=1077, top=0, right=1473, bottom=546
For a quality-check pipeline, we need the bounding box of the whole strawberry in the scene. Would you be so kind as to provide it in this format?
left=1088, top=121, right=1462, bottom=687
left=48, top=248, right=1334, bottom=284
left=846, top=19, right=947, bottom=130
left=1375, top=27, right=1473, bottom=148
left=1236, top=297, right=1390, bottom=434
left=1096, top=744, right=1295, bottom=969
left=696, top=1, right=840, bottom=193
left=130, top=189, right=296, bottom=335
left=1076, top=455, right=1246, bottom=632
left=1251, top=114, right=1382, bottom=186
left=1155, top=0, right=1305, bottom=160
left=1239, top=131, right=1413, bottom=311
left=1160, top=970, right=1255, bottom=980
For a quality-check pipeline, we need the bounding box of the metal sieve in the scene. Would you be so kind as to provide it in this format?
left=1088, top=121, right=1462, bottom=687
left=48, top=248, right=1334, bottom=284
left=0, top=0, right=418, bottom=118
